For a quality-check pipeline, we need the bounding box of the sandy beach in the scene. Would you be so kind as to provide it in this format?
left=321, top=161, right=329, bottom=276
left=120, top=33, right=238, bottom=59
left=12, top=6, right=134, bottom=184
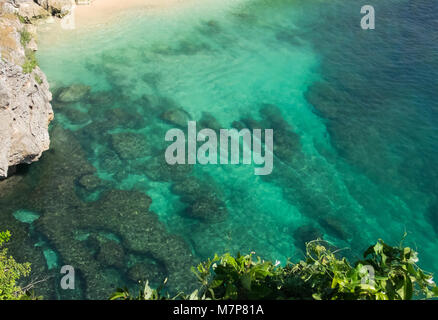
left=74, top=0, right=191, bottom=26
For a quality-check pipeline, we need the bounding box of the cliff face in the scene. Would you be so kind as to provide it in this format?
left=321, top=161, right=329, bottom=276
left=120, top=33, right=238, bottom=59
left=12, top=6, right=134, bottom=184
left=0, top=58, right=53, bottom=178
left=0, top=1, right=63, bottom=178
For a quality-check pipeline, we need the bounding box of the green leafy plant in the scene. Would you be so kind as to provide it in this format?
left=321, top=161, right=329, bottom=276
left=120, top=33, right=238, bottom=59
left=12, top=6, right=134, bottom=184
left=34, top=74, right=43, bottom=85
left=22, top=49, right=38, bottom=74
left=360, top=237, right=438, bottom=299
left=20, top=30, right=32, bottom=47
left=16, top=14, right=27, bottom=24
left=288, top=237, right=438, bottom=300
left=110, top=279, right=173, bottom=300
left=111, top=237, right=438, bottom=300
left=193, top=252, right=283, bottom=299
left=0, top=230, right=33, bottom=300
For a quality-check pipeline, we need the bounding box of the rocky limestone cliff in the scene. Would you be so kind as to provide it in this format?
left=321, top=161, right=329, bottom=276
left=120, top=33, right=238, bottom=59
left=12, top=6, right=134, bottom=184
left=0, top=58, right=53, bottom=178
left=0, top=0, right=75, bottom=178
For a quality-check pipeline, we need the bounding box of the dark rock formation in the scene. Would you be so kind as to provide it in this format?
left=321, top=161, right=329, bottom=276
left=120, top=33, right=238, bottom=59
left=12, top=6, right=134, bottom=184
left=0, top=125, right=198, bottom=298
left=172, top=175, right=228, bottom=223
left=96, top=240, right=125, bottom=270
left=293, top=225, right=323, bottom=252
left=77, top=173, right=102, bottom=191
left=160, top=107, right=191, bottom=128
left=141, top=153, right=192, bottom=182
left=57, top=83, right=91, bottom=103
left=110, top=132, right=153, bottom=160
left=127, top=261, right=166, bottom=285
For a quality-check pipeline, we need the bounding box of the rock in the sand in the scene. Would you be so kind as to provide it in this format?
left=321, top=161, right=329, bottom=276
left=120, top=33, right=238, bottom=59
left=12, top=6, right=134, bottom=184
left=35, top=0, right=74, bottom=18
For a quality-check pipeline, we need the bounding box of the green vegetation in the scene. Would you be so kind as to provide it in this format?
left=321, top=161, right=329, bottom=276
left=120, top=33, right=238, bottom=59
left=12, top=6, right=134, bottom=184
left=16, top=14, right=27, bottom=24
left=34, top=74, right=43, bottom=85
left=111, top=237, right=438, bottom=300
left=22, top=49, right=38, bottom=74
left=1, top=231, right=436, bottom=300
left=0, top=231, right=35, bottom=300
left=20, top=30, right=32, bottom=47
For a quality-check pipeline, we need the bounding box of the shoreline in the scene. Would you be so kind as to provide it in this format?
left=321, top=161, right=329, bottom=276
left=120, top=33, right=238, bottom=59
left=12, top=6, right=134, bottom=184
left=74, top=0, right=192, bottom=27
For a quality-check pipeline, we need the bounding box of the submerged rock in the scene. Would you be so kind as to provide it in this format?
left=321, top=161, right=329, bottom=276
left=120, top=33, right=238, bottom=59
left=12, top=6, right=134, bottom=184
left=172, top=176, right=228, bottom=223
left=16, top=126, right=198, bottom=298
left=318, top=216, right=350, bottom=241
left=141, top=153, right=192, bottom=182
left=62, top=107, right=90, bottom=124
left=104, top=107, right=145, bottom=129
left=87, top=90, right=114, bottom=107
left=171, top=177, right=205, bottom=197
left=231, top=120, right=246, bottom=131
left=77, top=174, right=102, bottom=191
left=134, top=94, right=163, bottom=116
left=293, top=225, right=323, bottom=252
left=96, top=240, right=125, bottom=270
left=110, top=132, right=153, bottom=160
left=57, top=83, right=91, bottom=103
left=259, top=104, right=301, bottom=162
left=99, top=149, right=122, bottom=173
left=199, top=112, right=222, bottom=131
left=127, top=261, right=166, bottom=284
left=154, top=40, right=211, bottom=56
left=199, top=20, right=222, bottom=36
left=160, top=107, right=191, bottom=128
left=77, top=120, right=112, bottom=150
left=185, top=196, right=227, bottom=223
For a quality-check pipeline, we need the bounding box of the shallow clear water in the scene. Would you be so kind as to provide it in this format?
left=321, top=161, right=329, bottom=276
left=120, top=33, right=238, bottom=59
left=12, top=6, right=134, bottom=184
left=1, top=0, right=437, bottom=299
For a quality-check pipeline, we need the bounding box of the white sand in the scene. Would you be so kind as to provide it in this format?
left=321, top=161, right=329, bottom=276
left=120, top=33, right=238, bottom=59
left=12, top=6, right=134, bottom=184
left=74, top=0, right=191, bottom=26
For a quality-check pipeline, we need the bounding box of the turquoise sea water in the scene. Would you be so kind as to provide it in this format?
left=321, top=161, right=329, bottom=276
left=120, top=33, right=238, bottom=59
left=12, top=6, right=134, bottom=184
left=0, top=0, right=437, bottom=299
